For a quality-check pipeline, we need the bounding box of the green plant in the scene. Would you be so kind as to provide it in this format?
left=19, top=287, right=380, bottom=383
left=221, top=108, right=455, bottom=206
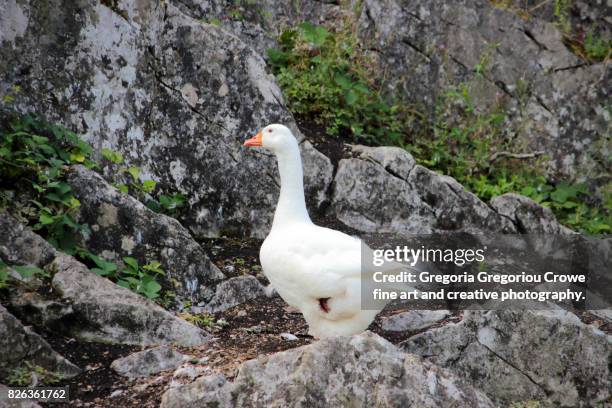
left=178, top=312, right=216, bottom=328
left=583, top=30, right=611, bottom=61
left=7, top=362, right=62, bottom=386
left=521, top=182, right=611, bottom=233
left=553, top=0, right=572, bottom=33
left=101, top=147, right=186, bottom=216
left=410, top=85, right=610, bottom=234
left=268, top=21, right=417, bottom=145
left=0, top=113, right=170, bottom=300
left=116, top=257, right=165, bottom=299
left=76, top=249, right=165, bottom=300
left=0, top=114, right=95, bottom=253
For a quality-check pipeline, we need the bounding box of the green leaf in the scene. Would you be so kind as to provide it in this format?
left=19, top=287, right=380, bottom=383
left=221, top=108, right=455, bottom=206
left=141, top=180, right=157, bottom=194
left=14, top=265, right=46, bottom=279
left=141, top=280, right=162, bottom=299
left=345, top=90, right=358, bottom=106
left=39, top=213, right=55, bottom=225
left=117, top=280, right=131, bottom=289
left=123, top=257, right=139, bottom=271
left=117, top=184, right=129, bottom=194
left=127, top=166, right=140, bottom=181
left=299, top=22, right=328, bottom=47
left=101, top=148, right=124, bottom=164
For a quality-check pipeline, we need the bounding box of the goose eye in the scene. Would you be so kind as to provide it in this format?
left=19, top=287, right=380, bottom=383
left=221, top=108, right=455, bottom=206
left=268, top=129, right=273, bottom=133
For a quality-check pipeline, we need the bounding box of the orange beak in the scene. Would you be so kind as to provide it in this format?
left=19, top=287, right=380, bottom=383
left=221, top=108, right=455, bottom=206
left=244, top=131, right=263, bottom=147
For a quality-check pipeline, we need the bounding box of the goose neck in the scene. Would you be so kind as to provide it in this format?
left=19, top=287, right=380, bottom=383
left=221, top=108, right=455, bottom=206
left=272, top=145, right=311, bottom=228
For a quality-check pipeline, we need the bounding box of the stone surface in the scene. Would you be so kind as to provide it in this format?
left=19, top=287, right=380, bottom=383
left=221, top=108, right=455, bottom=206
left=401, top=307, right=611, bottom=407
left=0, top=383, right=42, bottom=407
left=67, top=165, right=225, bottom=303
left=490, top=193, right=573, bottom=234
left=351, top=144, right=416, bottom=181
left=160, top=331, right=495, bottom=408
left=0, top=305, right=80, bottom=381
left=0, top=0, right=333, bottom=239
left=331, top=150, right=516, bottom=234
left=356, top=0, right=610, bottom=186
left=332, top=158, right=436, bottom=234
left=110, top=346, right=187, bottom=378
left=50, top=253, right=210, bottom=346
left=407, top=165, right=516, bottom=233
left=381, top=310, right=451, bottom=332
left=0, top=212, right=57, bottom=268
left=203, top=275, right=266, bottom=313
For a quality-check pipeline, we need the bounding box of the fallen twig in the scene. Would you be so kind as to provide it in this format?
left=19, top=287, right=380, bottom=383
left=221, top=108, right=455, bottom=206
left=490, top=150, right=545, bottom=161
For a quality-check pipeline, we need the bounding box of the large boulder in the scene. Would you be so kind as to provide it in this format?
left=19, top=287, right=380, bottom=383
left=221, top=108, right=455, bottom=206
left=356, top=0, right=610, bottom=185
left=401, top=307, right=612, bottom=407
left=50, top=253, right=210, bottom=346
left=331, top=146, right=516, bottom=234
left=0, top=212, right=209, bottom=346
left=67, top=165, right=225, bottom=303
left=0, top=0, right=333, bottom=239
left=0, top=305, right=80, bottom=381
left=160, top=331, right=496, bottom=408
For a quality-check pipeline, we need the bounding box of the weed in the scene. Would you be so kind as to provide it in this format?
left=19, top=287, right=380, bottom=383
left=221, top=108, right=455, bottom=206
left=77, top=249, right=165, bottom=300
left=0, top=113, right=95, bottom=253
left=178, top=312, right=216, bottom=328
left=101, top=147, right=186, bottom=216
left=583, top=30, right=611, bottom=61
left=0, top=113, right=168, bottom=299
left=268, top=21, right=417, bottom=145
left=7, top=362, right=62, bottom=386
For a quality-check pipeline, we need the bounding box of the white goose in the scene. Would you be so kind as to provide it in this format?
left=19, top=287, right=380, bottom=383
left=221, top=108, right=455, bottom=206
left=244, top=124, right=387, bottom=338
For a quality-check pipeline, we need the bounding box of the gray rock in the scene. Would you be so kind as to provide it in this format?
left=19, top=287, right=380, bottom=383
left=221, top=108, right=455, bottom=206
left=67, top=165, right=225, bottom=303
left=331, top=154, right=516, bottom=234
left=160, top=331, right=495, bottom=408
left=173, top=365, right=198, bottom=380
left=356, top=0, right=610, bottom=185
left=490, top=193, right=573, bottom=234
left=407, top=165, right=516, bottom=233
left=381, top=310, right=451, bottom=332
left=332, top=158, right=436, bottom=234
left=8, top=291, right=74, bottom=330
left=351, top=144, right=416, bottom=181
left=0, top=383, right=42, bottom=408
left=0, top=212, right=56, bottom=267
left=0, top=0, right=332, bottom=240
left=204, top=275, right=266, bottom=313
left=401, top=307, right=612, bottom=407
left=50, top=253, right=210, bottom=346
left=110, top=346, right=187, bottom=378
left=279, top=332, right=299, bottom=341
left=0, top=305, right=80, bottom=381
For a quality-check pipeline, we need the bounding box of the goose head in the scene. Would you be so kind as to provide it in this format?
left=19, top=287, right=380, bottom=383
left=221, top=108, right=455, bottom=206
left=243, top=124, right=298, bottom=154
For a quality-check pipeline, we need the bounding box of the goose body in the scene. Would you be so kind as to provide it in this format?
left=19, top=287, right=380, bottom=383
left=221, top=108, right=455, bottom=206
left=244, top=124, right=381, bottom=338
